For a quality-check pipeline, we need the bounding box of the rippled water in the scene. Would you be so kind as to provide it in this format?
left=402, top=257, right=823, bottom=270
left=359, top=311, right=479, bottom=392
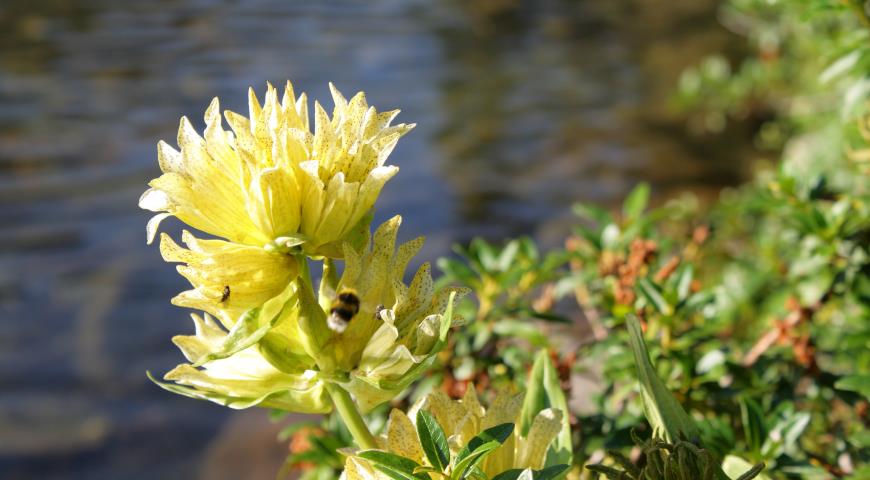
left=0, top=1, right=751, bottom=478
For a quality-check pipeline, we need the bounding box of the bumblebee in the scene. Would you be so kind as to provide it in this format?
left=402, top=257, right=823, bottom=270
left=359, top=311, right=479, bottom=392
left=328, top=289, right=360, bottom=333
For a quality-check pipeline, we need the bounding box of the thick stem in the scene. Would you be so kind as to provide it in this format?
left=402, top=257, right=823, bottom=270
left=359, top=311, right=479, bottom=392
left=327, top=383, right=378, bottom=450
left=297, top=255, right=314, bottom=292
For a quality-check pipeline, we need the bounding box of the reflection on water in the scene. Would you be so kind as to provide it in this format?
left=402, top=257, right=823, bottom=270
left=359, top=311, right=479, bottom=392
left=0, top=0, right=751, bottom=478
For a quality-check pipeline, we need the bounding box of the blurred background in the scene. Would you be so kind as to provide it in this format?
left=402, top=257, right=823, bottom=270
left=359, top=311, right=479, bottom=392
left=0, top=0, right=756, bottom=478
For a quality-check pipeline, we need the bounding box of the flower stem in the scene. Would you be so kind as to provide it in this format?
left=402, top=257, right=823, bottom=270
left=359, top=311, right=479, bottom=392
left=327, top=383, right=378, bottom=450
left=297, top=255, right=314, bottom=291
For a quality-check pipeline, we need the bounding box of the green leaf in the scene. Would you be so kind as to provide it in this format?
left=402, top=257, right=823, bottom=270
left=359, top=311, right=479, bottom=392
left=493, top=320, right=550, bottom=346
left=495, top=240, right=521, bottom=271
left=572, top=202, right=612, bottom=225
left=820, top=50, right=860, bottom=83
left=637, top=278, right=674, bottom=316
left=471, top=238, right=498, bottom=271
left=769, top=412, right=810, bottom=457
left=451, top=441, right=502, bottom=479
left=739, top=397, right=767, bottom=456
left=460, top=467, right=488, bottom=480
left=464, top=423, right=514, bottom=454
left=519, top=350, right=573, bottom=468
left=452, top=423, right=514, bottom=478
left=414, top=466, right=448, bottom=476
left=623, top=182, right=651, bottom=222
left=626, top=316, right=700, bottom=443
left=675, top=264, right=694, bottom=302
left=492, top=469, right=530, bottom=480
left=491, top=465, right=570, bottom=480
left=358, top=450, right=431, bottom=480
left=416, top=410, right=451, bottom=471
left=437, top=257, right=478, bottom=286
left=835, top=375, right=870, bottom=399
left=849, top=429, right=870, bottom=448
left=521, top=308, right=572, bottom=324
left=534, top=465, right=571, bottom=480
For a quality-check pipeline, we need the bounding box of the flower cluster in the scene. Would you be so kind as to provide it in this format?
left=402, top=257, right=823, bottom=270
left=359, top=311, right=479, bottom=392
left=142, top=82, right=463, bottom=417
left=141, top=82, right=414, bottom=325
left=342, top=387, right=567, bottom=479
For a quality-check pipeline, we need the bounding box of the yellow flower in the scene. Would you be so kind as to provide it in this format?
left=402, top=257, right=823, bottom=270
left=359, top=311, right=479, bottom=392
left=158, top=230, right=298, bottom=327
left=283, top=216, right=468, bottom=411
left=140, top=82, right=414, bottom=324
left=151, top=217, right=464, bottom=414
left=152, top=310, right=330, bottom=413
left=342, top=387, right=565, bottom=479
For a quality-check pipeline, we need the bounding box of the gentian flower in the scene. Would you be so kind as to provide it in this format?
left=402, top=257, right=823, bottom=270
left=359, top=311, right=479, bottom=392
left=151, top=217, right=465, bottom=414
left=342, top=387, right=565, bottom=479
left=140, top=82, right=414, bottom=326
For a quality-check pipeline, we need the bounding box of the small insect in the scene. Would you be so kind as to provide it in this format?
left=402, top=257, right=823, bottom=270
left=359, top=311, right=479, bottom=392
left=328, top=289, right=360, bottom=333
left=375, top=304, right=386, bottom=321
left=221, top=286, right=231, bottom=302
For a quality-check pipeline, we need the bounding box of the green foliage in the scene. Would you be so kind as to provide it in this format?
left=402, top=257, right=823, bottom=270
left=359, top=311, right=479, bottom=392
left=491, top=465, right=570, bottom=480
left=277, top=1, right=870, bottom=478
left=435, top=236, right=570, bottom=393
left=358, top=450, right=431, bottom=480
left=275, top=413, right=353, bottom=480
left=587, top=433, right=765, bottom=480
left=358, top=417, right=570, bottom=480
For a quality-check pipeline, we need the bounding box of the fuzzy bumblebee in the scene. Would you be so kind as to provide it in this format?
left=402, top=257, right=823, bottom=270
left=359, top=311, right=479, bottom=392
left=328, top=289, right=360, bottom=333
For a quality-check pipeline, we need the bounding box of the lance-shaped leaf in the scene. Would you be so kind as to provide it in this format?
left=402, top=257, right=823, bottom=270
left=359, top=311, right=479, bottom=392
left=491, top=465, right=570, bottom=480
left=637, top=278, right=674, bottom=316
left=622, top=182, right=651, bottom=222
left=417, top=410, right=451, bottom=471
left=626, top=315, right=699, bottom=442
left=358, top=450, right=431, bottom=480
left=627, top=317, right=739, bottom=480
left=452, top=423, right=515, bottom=479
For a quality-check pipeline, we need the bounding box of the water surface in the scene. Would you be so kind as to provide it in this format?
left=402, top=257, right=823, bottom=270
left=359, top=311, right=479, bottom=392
left=0, top=1, right=751, bottom=478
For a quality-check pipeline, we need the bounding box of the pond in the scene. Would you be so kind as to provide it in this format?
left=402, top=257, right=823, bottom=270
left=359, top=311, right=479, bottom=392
left=0, top=1, right=753, bottom=478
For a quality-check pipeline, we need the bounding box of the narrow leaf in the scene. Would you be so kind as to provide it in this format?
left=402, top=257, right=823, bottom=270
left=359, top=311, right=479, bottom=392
left=835, top=375, right=870, bottom=399
left=417, top=410, right=451, bottom=471
left=623, top=182, right=651, bottom=222
left=358, top=450, right=431, bottom=480
left=739, top=397, right=767, bottom=455
left=492, top=465, right=571, bottom=480
left=626, top=315, right=699, bottom=442
left=637, top=278, right=674, bottom=316
left=453, top=423, right=514, bottom=478
left=451, top=441, right=502, bottom=480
